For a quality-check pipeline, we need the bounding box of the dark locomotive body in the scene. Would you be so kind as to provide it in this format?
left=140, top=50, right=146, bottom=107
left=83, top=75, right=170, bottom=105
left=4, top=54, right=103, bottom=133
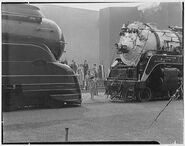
left=105, top=22, right=183, bottom=102
left=2, top=4, right=81, bottom=111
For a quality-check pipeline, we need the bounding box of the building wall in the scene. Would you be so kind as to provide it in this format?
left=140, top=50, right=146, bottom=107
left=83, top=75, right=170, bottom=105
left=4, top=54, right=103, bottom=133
left=36, top=4, right=99, bottom=66
left=99, top=2, right=182, bottom=77
left=99, top=8, right=110, bottom=77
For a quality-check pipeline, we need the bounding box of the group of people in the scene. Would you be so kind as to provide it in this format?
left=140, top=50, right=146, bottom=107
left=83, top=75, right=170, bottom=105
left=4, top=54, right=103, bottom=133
left=63, top=59, right=103, bottom=99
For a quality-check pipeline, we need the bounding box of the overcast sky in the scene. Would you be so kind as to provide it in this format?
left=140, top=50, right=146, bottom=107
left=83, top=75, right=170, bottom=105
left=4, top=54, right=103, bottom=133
left=51, top=3, right=143, bottom=11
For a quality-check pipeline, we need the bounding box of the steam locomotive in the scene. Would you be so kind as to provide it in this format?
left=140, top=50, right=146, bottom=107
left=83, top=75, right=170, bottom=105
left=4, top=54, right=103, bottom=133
left=105, top=21, right=183, bottom=102
left=2, top=4, right=82, bottom=111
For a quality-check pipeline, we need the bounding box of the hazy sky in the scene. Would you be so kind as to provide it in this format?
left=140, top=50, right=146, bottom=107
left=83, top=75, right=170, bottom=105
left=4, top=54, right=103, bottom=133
left=52, top=3, right=142, bottom=11
left=50, top=2, right=164, bottom=12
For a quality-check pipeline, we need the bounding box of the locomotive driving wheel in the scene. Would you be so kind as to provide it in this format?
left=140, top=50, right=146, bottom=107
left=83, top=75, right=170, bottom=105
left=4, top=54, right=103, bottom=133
left=137, top=87, right=152, bottom=102
left=125, top=87, right=136, bottom=101
left=110, top=91, right=120, bottom=101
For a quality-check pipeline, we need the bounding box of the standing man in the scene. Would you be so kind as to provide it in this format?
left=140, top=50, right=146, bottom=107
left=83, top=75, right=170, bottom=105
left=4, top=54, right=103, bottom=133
left=64, top=58, right=68, bottom=65
left=70, top=60, right=77, bottom=73
left=89, top=76, right=96, bottom=100
left=83, top=60, right=89, bottom=90
left=76, top=64, right=84, bottom=89
left=92, top=64, right=98, bottom=95
left=98, top=65, right=102, bottom=79
left=93, top=64, right=98, bottom=78
left=83, top=60, right=89, bottom=78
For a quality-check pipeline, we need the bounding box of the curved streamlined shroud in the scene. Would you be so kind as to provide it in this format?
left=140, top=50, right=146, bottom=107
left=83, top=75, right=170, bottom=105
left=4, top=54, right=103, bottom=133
left=2, top=4, right=81, bottom=111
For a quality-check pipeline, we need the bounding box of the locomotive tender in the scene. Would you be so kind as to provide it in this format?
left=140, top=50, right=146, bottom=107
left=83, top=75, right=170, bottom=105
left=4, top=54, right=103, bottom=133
left=105, top=21, right=183, bottom=102
left=2, top=4, right=82, bottom=111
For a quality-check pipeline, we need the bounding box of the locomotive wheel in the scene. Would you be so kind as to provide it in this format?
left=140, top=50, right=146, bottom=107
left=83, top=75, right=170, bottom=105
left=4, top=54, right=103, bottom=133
left=137, top=87, right=152, bottom=102
left=110, top=91, right=119, bottom=100
left=119, top=91, right=129, bottom=102
left=124, top=88, right=136, bottom=101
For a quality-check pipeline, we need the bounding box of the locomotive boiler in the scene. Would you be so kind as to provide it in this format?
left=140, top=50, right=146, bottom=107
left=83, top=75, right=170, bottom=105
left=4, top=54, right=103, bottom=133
left=2, top=4, right=82, bottom=111
left=105, top=21, right=183, bottom=102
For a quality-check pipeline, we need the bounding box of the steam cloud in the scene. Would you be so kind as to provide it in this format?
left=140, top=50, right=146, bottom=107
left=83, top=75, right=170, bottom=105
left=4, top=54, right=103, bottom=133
left=137, top=2, right=161, bottom=13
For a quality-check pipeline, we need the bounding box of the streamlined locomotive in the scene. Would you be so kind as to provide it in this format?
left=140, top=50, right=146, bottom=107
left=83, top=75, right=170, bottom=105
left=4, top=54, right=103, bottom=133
left=2, top=4, right=82, bottom=111
left=105, top=21, right=183, bottom=102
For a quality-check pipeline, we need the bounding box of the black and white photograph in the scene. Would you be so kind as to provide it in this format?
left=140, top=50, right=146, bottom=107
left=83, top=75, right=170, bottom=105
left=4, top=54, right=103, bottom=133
left=1, top=0, right=183, bottom=144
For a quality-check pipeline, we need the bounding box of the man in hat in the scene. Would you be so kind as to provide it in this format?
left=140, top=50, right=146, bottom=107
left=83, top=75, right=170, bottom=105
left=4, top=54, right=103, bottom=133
left=89, top=75, right=96, bottom=100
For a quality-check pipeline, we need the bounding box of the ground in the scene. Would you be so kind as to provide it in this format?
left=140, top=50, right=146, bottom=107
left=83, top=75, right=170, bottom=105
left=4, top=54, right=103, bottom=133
left=2, top=92, right=184, bottom=144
